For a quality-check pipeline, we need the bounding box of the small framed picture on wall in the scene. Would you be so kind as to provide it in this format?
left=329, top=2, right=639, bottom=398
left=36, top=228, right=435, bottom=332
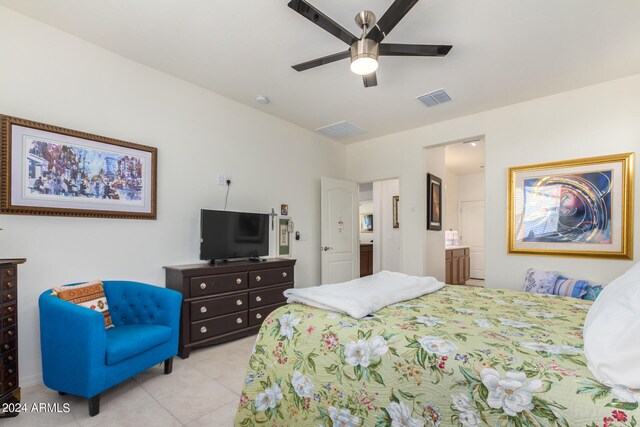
left=277, top=217, right=292, bottom=257
left=426, top=173, right=442, bottom=231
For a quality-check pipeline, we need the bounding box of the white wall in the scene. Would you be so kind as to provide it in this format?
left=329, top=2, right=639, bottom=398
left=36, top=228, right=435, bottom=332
left=346, top=73, right=640, bottom=289
left=443, top=168, right=459, bottom=231
left=458, top=172, right=486, bottom=203
left=378, top=179, right=401, bottom=272
left=0, top=7, right=345, bottom=386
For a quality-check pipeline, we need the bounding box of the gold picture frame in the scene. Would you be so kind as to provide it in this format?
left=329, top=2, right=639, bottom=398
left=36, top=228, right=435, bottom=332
left=507, top=152, right=634, bottom=259
left=0, top=114, right=157, bottom=220
left=392, top=195, right=399, bottom=228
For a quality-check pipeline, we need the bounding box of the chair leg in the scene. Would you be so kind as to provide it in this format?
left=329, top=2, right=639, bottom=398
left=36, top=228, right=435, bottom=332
left=88, top=394, right=100, bottom=417
left=164, top=357, right=173, bottom=375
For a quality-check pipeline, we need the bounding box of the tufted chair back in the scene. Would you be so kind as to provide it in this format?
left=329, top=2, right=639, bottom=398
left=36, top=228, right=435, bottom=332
left=103, top=281, right=175, bottom=327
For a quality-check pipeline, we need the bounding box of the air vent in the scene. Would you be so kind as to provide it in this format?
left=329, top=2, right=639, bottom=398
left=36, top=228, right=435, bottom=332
left=316, top=121, right=365, bottom=139
left=416, top=89, right=452, bottom=107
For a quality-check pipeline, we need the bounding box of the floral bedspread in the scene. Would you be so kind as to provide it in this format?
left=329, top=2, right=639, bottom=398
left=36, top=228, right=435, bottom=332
left=234, top=285, right=639, bottom=427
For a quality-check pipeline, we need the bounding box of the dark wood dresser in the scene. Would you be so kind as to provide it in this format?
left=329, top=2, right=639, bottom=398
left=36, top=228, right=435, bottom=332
left=0, top=259, right=25, bottom=418
left=359, top=244, right=373, bottom=277
left=164, top=258, right=295, bottom=358
left=445, top=247, right=470, bottom=285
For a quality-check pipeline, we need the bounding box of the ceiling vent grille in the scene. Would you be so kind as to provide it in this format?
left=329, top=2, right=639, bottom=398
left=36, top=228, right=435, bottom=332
left=416, top=89, right=452, bottom=107
left=316, top=121, right=365, bottom=139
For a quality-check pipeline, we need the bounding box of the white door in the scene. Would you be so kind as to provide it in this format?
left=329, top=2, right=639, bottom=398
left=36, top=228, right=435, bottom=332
left=459, top=200, right=485, bottom=279
left=321, top=177, right=359, bottom=284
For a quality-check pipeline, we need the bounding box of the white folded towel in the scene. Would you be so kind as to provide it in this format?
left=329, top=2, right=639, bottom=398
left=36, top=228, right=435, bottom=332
left=283, top=270, right=445, bottom=319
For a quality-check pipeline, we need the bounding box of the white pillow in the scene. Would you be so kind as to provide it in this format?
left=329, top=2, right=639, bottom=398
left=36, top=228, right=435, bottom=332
left=584, top=261, right=640, bottom=388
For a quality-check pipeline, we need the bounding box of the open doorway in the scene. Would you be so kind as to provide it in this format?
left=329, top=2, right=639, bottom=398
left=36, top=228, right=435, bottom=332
left=424, top=139, right=485, bottom=286
left=358, top=179, right=401, bottom=277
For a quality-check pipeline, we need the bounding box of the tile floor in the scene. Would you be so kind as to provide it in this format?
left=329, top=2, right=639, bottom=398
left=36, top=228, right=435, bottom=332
left=2, top=335, right=257, bottom=427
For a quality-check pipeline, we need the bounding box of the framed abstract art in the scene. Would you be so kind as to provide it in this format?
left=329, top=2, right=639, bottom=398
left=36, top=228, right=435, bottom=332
left=508, top=153, right=634, bottom=259
left=0, top=115, right=157, bottom=219
left=426, top=173, right=442, bottom=231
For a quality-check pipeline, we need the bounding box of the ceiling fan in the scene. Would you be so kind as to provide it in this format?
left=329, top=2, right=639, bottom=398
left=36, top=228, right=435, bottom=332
left=288, top=0, right=453, bottom=88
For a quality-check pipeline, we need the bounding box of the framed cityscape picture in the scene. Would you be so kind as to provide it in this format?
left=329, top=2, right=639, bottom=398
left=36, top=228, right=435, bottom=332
left=0, top=115, right=157, bottom=219
left=508, top=153, right=634, bottom=259
left=426, top=173, right=442, bottom=230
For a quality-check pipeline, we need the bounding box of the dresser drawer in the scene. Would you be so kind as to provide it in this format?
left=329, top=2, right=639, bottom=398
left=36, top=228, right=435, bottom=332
left=0, top=267, right=16, bottom=281
left=249, top=284, right=291, bottom=308
left=1, top=304, right=16, bottom=317
left=249, top=267, right=293, bottom=288
left=1, top=374, right=17, bottom=395
left=0, top=277, right=16, bottom=291
left=1, top=351, right=16, bottom=367
left=3, top=326, right=17, bottom=342
left=249, top=302, right=286, bottom=326
left=2, top=314, right=16, bottom=328
left=2, top=290, right=16, bottom=304
left=191, top=311, right=247, bottom=342
left=0, top=362, right=17, bottom=381
left=1, top=339, right=16, bottom=353
left=190, top=272, right=247, bottom=297
left=190, top=294, right=248, bottom=321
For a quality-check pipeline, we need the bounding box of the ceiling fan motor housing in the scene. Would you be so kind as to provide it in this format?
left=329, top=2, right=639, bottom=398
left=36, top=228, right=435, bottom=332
left=350, top=39, right=379, bottom=69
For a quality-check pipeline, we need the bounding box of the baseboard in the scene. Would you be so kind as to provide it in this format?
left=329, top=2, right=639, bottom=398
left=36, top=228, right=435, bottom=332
left=20, top=373, right=43, bottom=389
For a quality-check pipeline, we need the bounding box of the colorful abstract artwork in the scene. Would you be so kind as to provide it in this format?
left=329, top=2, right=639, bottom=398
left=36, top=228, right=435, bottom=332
left=508, top=153, right=634, bottom=259
left=1, top=115, right=157, bottom=219
left=522, top=171, right=612, bottom=244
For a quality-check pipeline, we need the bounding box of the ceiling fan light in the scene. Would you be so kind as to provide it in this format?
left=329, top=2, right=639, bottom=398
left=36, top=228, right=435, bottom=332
left=350, top=39, right=379, bottom=75
left=350, top=57, right=378, bottom=75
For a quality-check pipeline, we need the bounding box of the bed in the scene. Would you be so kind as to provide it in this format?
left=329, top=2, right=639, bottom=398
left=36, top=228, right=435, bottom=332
left=234, top=285, right=639, bottom=426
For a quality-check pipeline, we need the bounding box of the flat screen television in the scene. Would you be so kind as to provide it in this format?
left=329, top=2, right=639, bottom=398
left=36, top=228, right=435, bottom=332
left=200, top=209, right=269, bottom=262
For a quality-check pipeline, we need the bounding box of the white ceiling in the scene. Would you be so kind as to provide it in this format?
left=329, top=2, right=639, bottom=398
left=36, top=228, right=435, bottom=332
left=445, top=140, right=484, bottom=176
left=2, top=0, right=640, bottom=143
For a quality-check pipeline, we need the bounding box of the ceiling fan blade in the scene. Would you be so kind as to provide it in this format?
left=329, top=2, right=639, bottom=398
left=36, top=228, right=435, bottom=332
left=366, top=0, right=420, bottom=43
left=292, top=50, right=351, bottom=72
left=379, top=43, right=452, bottom=57
left=363, top=72, right=378, bottom=88
left=288, top=0, right=358, bottom=46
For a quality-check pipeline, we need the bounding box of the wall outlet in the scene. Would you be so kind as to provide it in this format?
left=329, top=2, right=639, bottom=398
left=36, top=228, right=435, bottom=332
left=225, top=175, right=232, bottom=185
left=217, top=174, right=225, bottom=186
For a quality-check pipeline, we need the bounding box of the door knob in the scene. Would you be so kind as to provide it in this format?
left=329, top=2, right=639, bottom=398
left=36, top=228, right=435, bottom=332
left=321, top=246, right=333, bottom=251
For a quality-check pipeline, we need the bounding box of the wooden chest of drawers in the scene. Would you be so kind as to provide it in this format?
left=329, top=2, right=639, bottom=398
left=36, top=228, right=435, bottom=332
left=164, top=259, right=295, bottom=358
left=445, top=247, right=470, bottom=285
left=0, top=259, right=25, bottom=419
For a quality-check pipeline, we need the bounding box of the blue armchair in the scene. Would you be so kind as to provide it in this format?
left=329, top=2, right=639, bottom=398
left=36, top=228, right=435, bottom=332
left=38, top=281, right=182, bottom=416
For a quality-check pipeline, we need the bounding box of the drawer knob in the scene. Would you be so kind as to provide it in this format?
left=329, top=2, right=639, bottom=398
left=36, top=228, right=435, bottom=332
left=200, top=326, right=207, bottom=333
left=8, top=306, right=14, bottom=312
left=256, top=296, right=262, bottom=302
left=7, top=294, right=13, bottom=300
left=8, top=368, right=14, bottom=375
left=236, top=318, right=243, bottom=324
left=8, top=330, right=14, bottom=336
left=6, top=281, right=13, bottom=288
left=8, top=382, right=14, bottom=387
left=200, top=306, right=207, bottom=313
left=282, top=272, right=287, bottom=278
left=256, top=275, right=262, bottom=282
left=6, top=270, right=13, bottom=276
left=3, top=344, right=8, bottom=350
left=200, top=282, right=207, bottom=290
left=236, top=278, right=242, bottom=285
left=7, top=355, right=13, bottom=362
left=236, top=300, right=243, bottom=306
left=8, top=317, right=13, bottom=323
left=256, top=313, right=262, bottom=319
